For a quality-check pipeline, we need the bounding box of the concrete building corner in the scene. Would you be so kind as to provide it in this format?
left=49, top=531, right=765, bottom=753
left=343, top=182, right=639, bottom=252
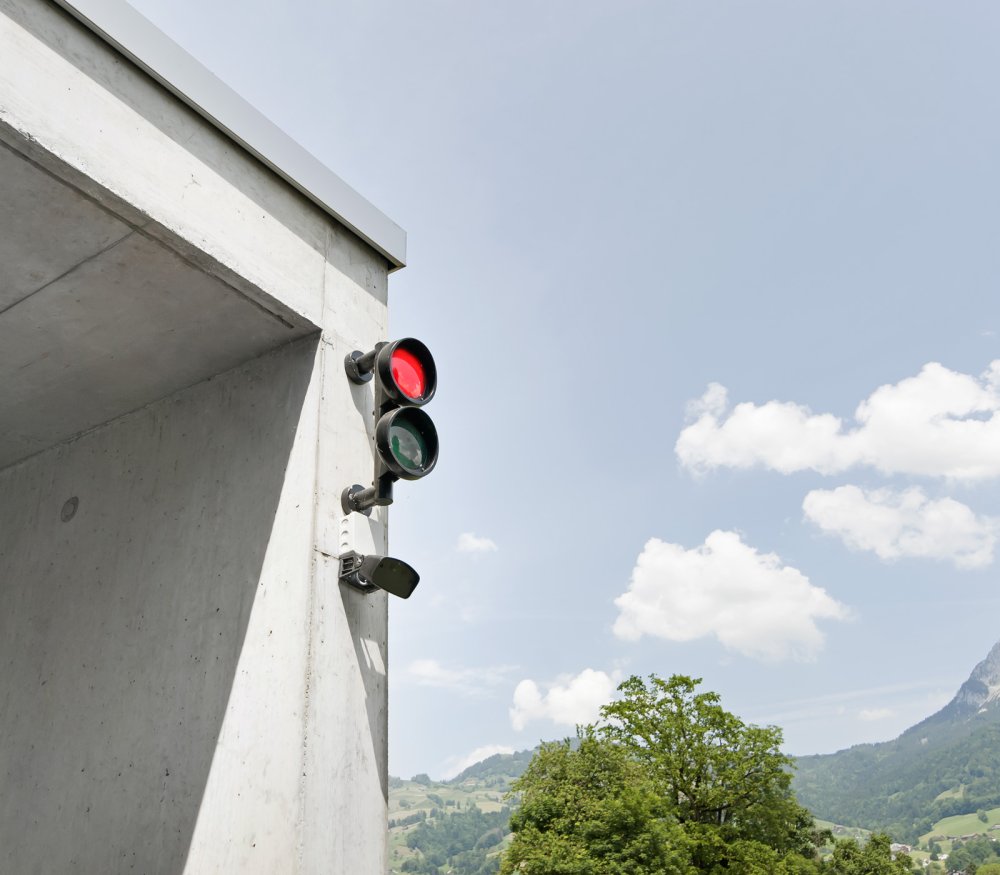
left=0, top=1, right=403, bottom=871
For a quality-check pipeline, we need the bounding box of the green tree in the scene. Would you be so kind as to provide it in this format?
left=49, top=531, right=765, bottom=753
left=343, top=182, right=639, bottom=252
left=948, top=834, right=1000, bottom=874
left=502, top=675, right=827, bottom=874
left=599, top=675, right=819, bottom=869
left=825, top=833, right=913, bottom=874
left=501, top=731, right=693, bottom=875
left=402, top=804, right=510, bottom=874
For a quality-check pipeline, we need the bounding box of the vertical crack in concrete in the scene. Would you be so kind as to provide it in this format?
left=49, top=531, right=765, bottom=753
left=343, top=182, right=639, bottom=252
left=295, top=223, right=329, bottom=872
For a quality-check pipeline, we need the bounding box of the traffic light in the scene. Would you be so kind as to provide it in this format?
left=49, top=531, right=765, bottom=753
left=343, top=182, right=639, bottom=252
left=341, top=337, right=439, bottom=516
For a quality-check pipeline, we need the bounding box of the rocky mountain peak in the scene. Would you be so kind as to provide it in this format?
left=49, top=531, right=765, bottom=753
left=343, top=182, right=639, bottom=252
left=944, top=638, right=1000, bottom=718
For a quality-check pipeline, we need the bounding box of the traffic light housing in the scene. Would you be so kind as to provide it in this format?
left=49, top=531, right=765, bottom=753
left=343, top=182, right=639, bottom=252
left=342, top=338, right=439, bottom=515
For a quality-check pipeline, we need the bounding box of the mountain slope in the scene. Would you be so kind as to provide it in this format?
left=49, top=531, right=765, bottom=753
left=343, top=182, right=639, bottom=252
left=903, top=639, right=1000, bottom=744
left=793, top=639, right=1000, bottom=843
left=388, top=750, right=533, bottom=874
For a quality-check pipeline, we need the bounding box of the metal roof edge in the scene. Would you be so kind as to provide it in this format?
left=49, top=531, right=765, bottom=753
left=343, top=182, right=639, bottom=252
left=49, top=0, right=407, bottom=269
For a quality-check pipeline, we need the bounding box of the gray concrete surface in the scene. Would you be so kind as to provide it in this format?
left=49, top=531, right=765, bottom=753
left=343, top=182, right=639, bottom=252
left=1, top=339, right=318, bottom=872
left=0, top=0, right=399, bottom=871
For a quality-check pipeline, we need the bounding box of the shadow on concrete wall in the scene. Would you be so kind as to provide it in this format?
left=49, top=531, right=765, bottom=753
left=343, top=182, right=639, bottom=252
left=343, top=574, right=390, bottom=803
left=0, top=336, right=319, bottom=873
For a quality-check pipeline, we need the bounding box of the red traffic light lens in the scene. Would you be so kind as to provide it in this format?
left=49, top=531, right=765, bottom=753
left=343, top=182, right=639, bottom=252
left=391, top=347, right=427, bottom=400
left=375, top=338, right=436, bottom=406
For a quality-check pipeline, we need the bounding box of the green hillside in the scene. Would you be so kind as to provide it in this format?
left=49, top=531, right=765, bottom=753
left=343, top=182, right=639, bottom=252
left=794, top=640, right=1000, bottom=844
left=388, top=750, right=532, bottom=874
left=796, top=722, right=1000, bottom=842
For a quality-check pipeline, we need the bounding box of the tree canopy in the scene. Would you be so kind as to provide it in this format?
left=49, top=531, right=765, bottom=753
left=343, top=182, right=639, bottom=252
left=501, top=674, right=915, bottom=875
left=600, top=674, right=817, bottom=863
left=501, top=731, right=691, bottom=875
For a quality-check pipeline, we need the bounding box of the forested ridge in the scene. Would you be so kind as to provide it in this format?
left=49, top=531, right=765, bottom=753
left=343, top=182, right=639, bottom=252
left=795, top=722, right=1000, bottom=842
left=794, top=639, right=1000, bottom=844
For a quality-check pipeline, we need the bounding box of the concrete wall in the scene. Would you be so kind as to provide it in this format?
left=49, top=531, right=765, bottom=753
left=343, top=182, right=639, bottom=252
left=0, top=338, right=317, bottom=871
left=1, top=331, right=392, bottom=874
left=0, top=1, right=400, bottom=871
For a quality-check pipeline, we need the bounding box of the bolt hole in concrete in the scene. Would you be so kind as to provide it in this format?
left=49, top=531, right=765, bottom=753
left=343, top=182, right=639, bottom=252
left=61, top=496, right=79, bottom=522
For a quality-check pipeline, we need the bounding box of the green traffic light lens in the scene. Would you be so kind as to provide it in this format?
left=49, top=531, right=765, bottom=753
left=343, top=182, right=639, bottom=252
left=375, top=407, right=438, bottom=480
left=389, top=419, right=428, bottom=472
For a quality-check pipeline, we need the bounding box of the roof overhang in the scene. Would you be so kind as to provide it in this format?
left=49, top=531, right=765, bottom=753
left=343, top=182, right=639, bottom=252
left=50, top=0, right=406, bottom=270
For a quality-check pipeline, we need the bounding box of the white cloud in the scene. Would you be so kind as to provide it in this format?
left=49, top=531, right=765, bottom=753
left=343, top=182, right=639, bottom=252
left=406, top=659, right=513, bottom=696
left=686, top=381, right=729, bottom=419
left=439, top=744, right=515, bottom=781
left=804, top=485, right=997, bottom=569
left=456, top=532, right=499, bottom=553
left=676, top=361, right=1000, bottom=481
left=613, top=531, right=848, bottom=661
left=859, top=707, right=893, bottom=722
left=509, top=668, right=619, bottom=731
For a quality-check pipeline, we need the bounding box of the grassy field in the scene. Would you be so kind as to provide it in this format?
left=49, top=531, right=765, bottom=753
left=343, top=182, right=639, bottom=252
left=922, top=805, right=1000, bottom=839
left=917, top=805, right=1000, bottom=857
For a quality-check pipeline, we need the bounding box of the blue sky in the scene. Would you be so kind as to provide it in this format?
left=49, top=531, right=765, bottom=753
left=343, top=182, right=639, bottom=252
left=130, top=0, right=1000, bottom=779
